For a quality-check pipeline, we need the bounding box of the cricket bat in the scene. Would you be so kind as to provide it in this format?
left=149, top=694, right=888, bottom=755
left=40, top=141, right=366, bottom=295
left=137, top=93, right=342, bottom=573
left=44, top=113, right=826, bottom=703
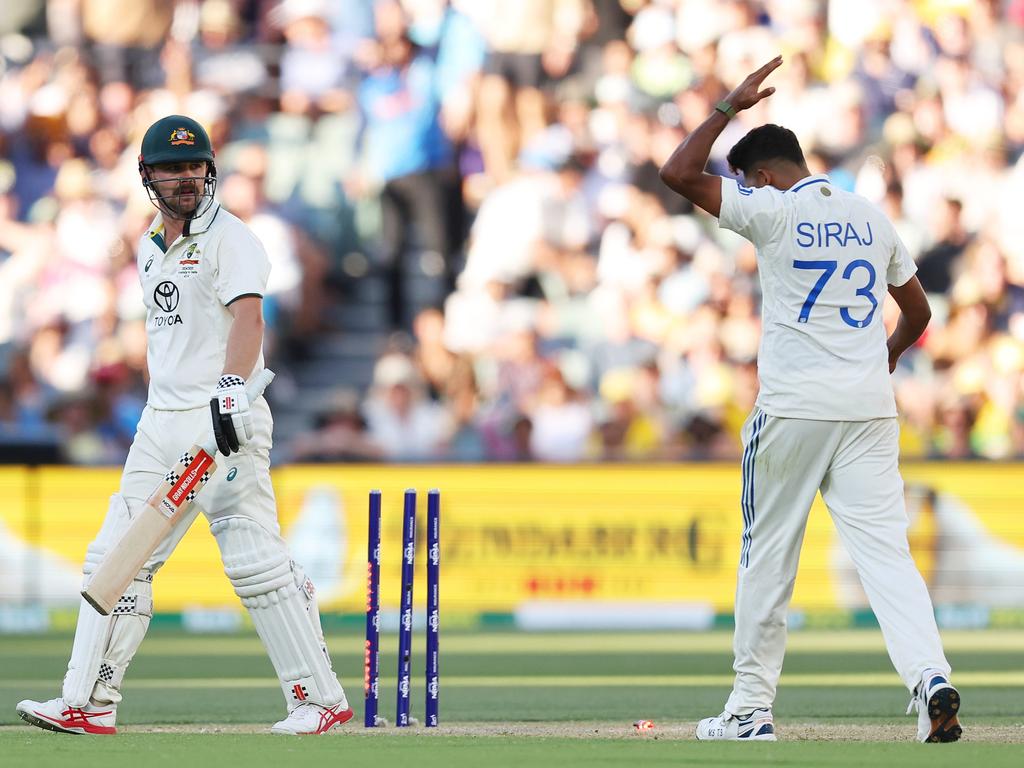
left=81, top=369, right=275, bottom=615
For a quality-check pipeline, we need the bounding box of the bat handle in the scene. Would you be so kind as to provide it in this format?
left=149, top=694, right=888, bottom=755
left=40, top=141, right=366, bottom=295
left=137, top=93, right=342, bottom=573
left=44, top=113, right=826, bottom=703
left=246, top=368, right=275, bottom=401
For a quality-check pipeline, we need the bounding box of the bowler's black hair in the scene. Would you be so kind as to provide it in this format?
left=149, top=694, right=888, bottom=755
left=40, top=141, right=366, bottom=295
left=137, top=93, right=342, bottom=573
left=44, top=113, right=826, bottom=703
left=726, top=124, right=806, bottom=176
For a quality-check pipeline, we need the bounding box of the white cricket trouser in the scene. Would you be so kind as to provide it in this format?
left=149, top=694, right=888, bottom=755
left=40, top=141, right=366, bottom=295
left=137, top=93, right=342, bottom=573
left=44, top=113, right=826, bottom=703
left=122, top=398, right=280, bottom=573
left=724, top=409, right=950, bottom=716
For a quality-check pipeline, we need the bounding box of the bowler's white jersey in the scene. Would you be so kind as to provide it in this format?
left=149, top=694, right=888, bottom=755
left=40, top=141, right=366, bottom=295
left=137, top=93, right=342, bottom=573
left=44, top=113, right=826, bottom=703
left=137, top=203, right=270, bottom=410
left=719, top=174, right=916, bottom=420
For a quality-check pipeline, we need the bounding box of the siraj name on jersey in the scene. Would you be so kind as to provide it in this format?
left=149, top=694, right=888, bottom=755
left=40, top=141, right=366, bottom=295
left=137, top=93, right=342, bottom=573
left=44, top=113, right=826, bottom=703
left=795, top=221, right=874, bottom=248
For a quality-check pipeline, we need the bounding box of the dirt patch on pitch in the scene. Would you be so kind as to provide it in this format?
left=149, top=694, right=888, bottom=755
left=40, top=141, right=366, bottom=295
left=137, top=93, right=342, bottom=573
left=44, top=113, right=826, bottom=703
left=121, top=721, right=1022, bottom=742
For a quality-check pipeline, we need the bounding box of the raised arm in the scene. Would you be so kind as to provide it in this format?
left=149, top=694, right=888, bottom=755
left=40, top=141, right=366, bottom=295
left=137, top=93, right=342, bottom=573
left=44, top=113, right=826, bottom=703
left=659, top=56, right=783, bottom=217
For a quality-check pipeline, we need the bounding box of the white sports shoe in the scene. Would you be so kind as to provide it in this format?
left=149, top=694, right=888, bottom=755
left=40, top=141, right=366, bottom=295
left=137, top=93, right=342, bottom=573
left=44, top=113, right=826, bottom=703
left=271, top=702, right=354, bottom=735
left=907, top=669, right=962, bottom=743
left=696, top=708, right=777, bottom=741
left=16, top=697, right=117, bottom=735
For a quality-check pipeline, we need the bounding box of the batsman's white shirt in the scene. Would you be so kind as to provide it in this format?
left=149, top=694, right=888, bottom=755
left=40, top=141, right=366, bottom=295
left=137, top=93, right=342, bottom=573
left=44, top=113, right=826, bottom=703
left=130, top=201, right=278, bottom=564
left=138, top=202, right=270, bottom=410
left=719, top=174, right=917, bottom=420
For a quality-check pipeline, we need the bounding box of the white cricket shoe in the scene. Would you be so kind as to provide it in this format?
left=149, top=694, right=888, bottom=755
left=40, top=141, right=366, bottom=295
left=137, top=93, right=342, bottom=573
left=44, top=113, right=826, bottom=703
left=696, top=708, right=777, bottom=741
left=271, top=702, right=354, bottom=735
left=907, top=669, right=962, bottom=743
left=16, top=697, right=117, bottom=735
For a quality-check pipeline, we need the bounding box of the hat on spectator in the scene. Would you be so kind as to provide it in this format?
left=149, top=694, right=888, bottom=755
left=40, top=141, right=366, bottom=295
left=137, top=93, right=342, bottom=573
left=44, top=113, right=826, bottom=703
left=270, top=0, right=330, bottom=27
left=373, top=353, right=419, bottom=388
left=628, top=6, right=677, bottom=52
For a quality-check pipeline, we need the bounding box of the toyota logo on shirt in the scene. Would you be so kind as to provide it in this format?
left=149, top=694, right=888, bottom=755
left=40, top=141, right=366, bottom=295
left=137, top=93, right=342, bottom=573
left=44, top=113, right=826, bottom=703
left=154, top=281, right=180, bottom=312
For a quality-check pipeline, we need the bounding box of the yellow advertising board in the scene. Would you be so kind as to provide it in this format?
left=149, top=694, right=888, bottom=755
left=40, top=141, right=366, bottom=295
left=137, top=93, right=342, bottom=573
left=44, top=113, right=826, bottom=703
left=0, top=464, right=1022, bottom=618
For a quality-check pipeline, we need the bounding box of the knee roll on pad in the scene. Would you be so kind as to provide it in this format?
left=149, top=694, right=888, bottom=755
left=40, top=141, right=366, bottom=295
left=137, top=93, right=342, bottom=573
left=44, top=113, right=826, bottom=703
left=211, top=516, right=345, bottom=710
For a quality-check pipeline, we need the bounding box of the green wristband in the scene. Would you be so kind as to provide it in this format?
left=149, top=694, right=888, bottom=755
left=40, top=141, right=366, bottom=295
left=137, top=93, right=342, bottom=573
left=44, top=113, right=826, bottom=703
left=715, top=100, right=736, bottom=119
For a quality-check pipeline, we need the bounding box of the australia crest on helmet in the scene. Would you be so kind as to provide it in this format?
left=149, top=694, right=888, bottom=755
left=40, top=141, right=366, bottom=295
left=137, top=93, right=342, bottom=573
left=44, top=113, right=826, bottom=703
left=169, top=128, right=196, bottom=146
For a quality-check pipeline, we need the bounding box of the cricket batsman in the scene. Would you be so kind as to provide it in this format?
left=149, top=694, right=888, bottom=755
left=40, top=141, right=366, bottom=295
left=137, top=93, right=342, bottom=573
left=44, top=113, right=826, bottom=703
left=16, top=115, right=352, bottom=735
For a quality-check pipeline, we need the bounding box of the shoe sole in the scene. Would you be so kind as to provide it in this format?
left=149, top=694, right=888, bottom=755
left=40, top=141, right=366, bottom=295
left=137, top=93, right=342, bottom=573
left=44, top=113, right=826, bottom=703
left=16, top=707, right=116, bottom=735
left=18, top=709, right=85, bottom=735
left=696, top=731, right=777, bottom=742
left=696, top=718, right=777, bottom=742
left=925, top=687, right=962, bottom=743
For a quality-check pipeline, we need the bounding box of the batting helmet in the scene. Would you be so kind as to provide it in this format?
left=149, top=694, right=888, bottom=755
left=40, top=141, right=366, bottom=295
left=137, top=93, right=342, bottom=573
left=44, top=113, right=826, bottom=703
left=140, top=115, right=215, bottom=165
left=138, top=115, right=218, bottom=221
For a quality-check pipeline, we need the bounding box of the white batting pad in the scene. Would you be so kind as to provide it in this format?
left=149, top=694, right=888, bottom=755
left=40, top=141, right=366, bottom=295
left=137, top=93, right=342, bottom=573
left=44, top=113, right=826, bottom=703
left=93, top=576, right=152, bottom=705
left=211, top=516, right=346, bottom=710
left=62, top=596, right=111, bottom=708
left=65, top=495, right=153, bottom=706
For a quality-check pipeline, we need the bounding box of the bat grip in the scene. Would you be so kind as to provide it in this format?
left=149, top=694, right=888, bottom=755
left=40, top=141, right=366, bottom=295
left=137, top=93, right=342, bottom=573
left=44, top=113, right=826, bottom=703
left=246, top=368, right=275, bottom=401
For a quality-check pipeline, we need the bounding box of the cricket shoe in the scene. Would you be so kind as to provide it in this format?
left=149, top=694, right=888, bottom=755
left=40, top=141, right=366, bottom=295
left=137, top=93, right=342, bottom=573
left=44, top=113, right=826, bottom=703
left=15, top=697, right=116, bottom=735
left=271, top=702, right=354, bottom=735
left=696, top=708, right=776, bottom=741
left=907, top=669, right=962, bottom=743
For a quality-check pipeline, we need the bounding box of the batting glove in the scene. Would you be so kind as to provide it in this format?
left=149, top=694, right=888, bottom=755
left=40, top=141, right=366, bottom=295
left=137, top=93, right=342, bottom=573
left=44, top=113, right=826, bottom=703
left=210, top=374, right=253, bottom=456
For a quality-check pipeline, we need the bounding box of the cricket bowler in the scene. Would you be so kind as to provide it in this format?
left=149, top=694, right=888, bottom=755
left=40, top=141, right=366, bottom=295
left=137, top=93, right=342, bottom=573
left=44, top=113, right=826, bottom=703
left=659, top=57, right=961, bottom=744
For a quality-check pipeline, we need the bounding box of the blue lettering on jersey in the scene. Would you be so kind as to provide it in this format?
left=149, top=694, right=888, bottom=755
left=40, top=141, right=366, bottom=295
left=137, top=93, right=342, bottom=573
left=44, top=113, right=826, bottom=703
left=738, top=184, right=753, bottom=196
left=824, top=222, right=843, bottom=247
left=794, top=221, right=874, bottom=247
left=796, top=222, right=814, bottom=247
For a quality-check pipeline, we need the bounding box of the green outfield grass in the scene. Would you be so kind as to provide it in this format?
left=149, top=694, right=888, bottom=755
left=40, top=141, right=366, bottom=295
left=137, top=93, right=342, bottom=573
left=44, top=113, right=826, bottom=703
left=2, top=629, right=1022, bottom=767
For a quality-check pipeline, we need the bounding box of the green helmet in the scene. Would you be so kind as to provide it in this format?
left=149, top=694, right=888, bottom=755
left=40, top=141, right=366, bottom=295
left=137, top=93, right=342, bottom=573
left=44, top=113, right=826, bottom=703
left=139, top=115, right=215, bottom=166
left=138, top=115, right=218, bottom=221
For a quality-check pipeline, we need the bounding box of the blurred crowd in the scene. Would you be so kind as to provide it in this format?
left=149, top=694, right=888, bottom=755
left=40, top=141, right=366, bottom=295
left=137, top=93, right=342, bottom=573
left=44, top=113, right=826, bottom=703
left=1, top=0, right=1024, bottom=465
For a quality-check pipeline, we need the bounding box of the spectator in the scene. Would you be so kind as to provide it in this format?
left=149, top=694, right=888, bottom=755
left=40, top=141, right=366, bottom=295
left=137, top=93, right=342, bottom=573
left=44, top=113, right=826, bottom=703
left=81, top=0, right=173, bottom=90
left=363, top=353, right=451, bottom=460
left=192, top=0, right=270, bottom=97
left=473, top=0, right=590, bottom=181
left=355, top=0, right=463, bottom=328
left=273, top=0, right=350, bottom=114
left=288, top=388, right=382, bottom=462
left=916, top=198, right=972, bottom=295
left=528, top=364, right=592, bottom=461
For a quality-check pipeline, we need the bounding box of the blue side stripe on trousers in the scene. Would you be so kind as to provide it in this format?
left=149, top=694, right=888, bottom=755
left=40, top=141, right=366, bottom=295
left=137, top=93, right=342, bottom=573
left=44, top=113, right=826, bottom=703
left=740, top=410, right=766, bottom=567
left=739, top=414, right=756, bottom=566
left=740, top=416, right=755, bottom=553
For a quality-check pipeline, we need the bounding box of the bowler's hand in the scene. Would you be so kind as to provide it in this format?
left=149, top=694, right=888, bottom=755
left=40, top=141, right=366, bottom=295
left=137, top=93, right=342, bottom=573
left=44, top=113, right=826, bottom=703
left=886, top=337, right=903, bottom=374
left=724, top=56, right=783, bottom=112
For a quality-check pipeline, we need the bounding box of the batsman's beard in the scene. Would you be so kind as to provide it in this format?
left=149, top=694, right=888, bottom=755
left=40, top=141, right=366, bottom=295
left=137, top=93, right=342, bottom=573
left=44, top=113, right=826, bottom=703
left=144, top=171, right=217, bottom=221
left=156, top=181, right=203, bottom=218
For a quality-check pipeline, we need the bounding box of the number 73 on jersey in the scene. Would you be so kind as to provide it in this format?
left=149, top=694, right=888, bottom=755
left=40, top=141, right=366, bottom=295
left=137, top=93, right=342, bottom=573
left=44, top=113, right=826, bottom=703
left=793, top=259, right=878, bottom=328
